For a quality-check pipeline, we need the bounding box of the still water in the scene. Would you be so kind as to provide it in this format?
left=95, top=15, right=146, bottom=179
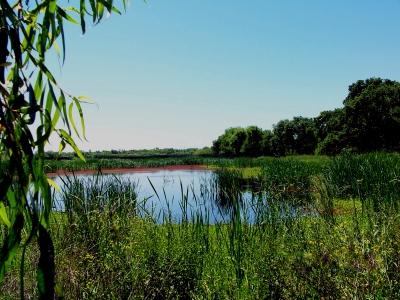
left=51, top=169, right=298, bottom=224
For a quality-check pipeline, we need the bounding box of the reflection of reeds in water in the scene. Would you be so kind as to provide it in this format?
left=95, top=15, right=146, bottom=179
left=197, top=169, right=304, bottom=226
left=213, top=168, right=243, bottom=207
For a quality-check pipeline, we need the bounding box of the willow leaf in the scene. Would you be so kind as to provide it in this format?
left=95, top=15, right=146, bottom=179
left=0, top=213, right=23, bottom=281
left=112, top=6, right=122, bottom=14
left=77, top=95, right=96, bottom=104
left=39, top=87, right=47, bottom=125
left=21, top=24, right=35, bottom=52
left=80, top=0, right=86, bottom=34
left=60, top=20, right=66, bottom=64
left=6, top=188, right=16, bottom=209
left=63, top=6, right=80, bottom=14
left=50, top=94, right=63, bottom=132
left=40, top=1, right=52, bottom=56
left=58, top=139, right=66, bottom=154
left=56, top=6, right=79, bottom=24
left=68, top=102, right=81, bottom=139
left=97, top=1, right=105, bottom=22
left=47, top=178, right=60, bottom=193
left=99, top=0, right=114, bottom=13
left=39, top=173, right=51, bottom=229
left=61, top=93, right=71, bottom=135
left=48, top=0, right=58, bottom=49
left=0, top=203, right=11, bottom=228
left=59, top=129, right=86, bottom=162
left=34, top=72, right=43, bottom=106
left=47, top=83, right=64, bottom=125
left=36, top=117, right=53, bottom=146
left=89, top=0, right=97, bottom=22
left=55, top=7, right=67, bottom=64
left=52, top=39, right=60, bottom=58
left=73, top=97, right=87, bottom=140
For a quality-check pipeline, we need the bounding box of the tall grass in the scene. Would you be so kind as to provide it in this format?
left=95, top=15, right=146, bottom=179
left=2, top=153, right=400, bottom=299
left=258, top=158, right=319, bottom=204
left=59, top=174, right=138, bottom=249
left=323, top=152, right=400, bottom=212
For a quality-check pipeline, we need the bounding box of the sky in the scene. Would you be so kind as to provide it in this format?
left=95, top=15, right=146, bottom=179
left=44, top=0, right=400, bottom=152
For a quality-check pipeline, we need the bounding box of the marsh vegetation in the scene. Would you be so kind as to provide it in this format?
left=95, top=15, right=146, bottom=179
left=2, top=153, right=400, bottom=299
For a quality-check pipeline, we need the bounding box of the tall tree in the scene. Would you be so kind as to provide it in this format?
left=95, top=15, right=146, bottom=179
left=314, top=108, right=347, bottom=155
left=343, top=78, right=400, bottom=153
left=0, top=0, right=129, bottom=297
left=261, top=129, right=274, bottom=156
left=212, top=127, right=247, bottom=156
left=272, top=117, right=317, bottom=155
left=241, top=125, right=263, bottom=157
left=316, top=78, right=400, bottom=155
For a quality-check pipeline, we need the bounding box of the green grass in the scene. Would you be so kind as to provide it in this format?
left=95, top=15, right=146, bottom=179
left=2, top=153, right=400, bottom=299
left=44, top=157, right=225, bottom=173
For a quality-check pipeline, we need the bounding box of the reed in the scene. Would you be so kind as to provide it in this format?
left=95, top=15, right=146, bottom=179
left=323, top=152, right=400, bottom=213
left=259, top=158, right=319, bottom=204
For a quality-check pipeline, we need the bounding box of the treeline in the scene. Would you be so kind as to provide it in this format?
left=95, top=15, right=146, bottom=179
left=212, top=78, right=400, bottom=156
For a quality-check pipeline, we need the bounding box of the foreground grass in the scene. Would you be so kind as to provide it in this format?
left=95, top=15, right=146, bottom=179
left=2, top=205, right=400, bottom=299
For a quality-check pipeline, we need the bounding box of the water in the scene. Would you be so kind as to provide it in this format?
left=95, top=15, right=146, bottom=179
left=50, top=169, right=301, bottom=224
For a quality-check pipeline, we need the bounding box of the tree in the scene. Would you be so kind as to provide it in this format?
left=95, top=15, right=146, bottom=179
left=272, top=117, right=317, bottom=155
left=316, top=78, right=400, bottom=155
left=343, top=78, right=400, bottom=153
left=212, top=127, right=247, bottom=156
left=315, top=108, right=347, bottom=155
left=271, top=120, right=289, bottom=156
left=240, top=125, right=263, bottom=157
left=0, top=1, right=129, bottom=298
left=260, top=129, right=274, bottom=156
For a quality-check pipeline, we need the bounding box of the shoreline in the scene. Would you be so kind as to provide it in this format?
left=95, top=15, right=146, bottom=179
left=46, top=164, right=217, bottom=177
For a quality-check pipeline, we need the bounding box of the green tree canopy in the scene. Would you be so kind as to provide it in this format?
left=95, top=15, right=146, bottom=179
left=212, top=126, right=266, bottom=157
left=212, top=127, right=247, bottom=156
left=314, top=108, right=346, bottom=155
left=272, top=117, right=317, bottom=155
left=343, top=78, right=400, bottom=153
left=213, top=78, right=400, bottom=157
left=240, top=125, right=263, bottom=157
left=316, top=78, right=400, bottom=155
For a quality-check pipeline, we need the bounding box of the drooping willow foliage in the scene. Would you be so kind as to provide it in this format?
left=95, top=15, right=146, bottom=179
left=0, top=0, right=129, bottom=298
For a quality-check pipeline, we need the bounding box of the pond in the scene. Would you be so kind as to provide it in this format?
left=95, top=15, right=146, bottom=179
left=50, top=169, right=302, bottom=224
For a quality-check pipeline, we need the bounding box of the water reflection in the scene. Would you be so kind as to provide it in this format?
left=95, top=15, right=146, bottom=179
left=51, top=170, right=304, bottom=224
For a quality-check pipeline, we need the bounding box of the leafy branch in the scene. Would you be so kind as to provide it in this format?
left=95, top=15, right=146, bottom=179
left=0, top=0, right=129, bottom=298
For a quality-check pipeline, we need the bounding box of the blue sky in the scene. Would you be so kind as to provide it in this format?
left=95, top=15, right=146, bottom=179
left=45, top=0, right=400, bottom=151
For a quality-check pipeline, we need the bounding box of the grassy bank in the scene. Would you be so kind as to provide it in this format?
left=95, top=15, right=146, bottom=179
left=41, top=154, right=329, bottom=174
left=43, top=157, right=220, bottom=173
left=1, top=153, right=400, bottom=299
